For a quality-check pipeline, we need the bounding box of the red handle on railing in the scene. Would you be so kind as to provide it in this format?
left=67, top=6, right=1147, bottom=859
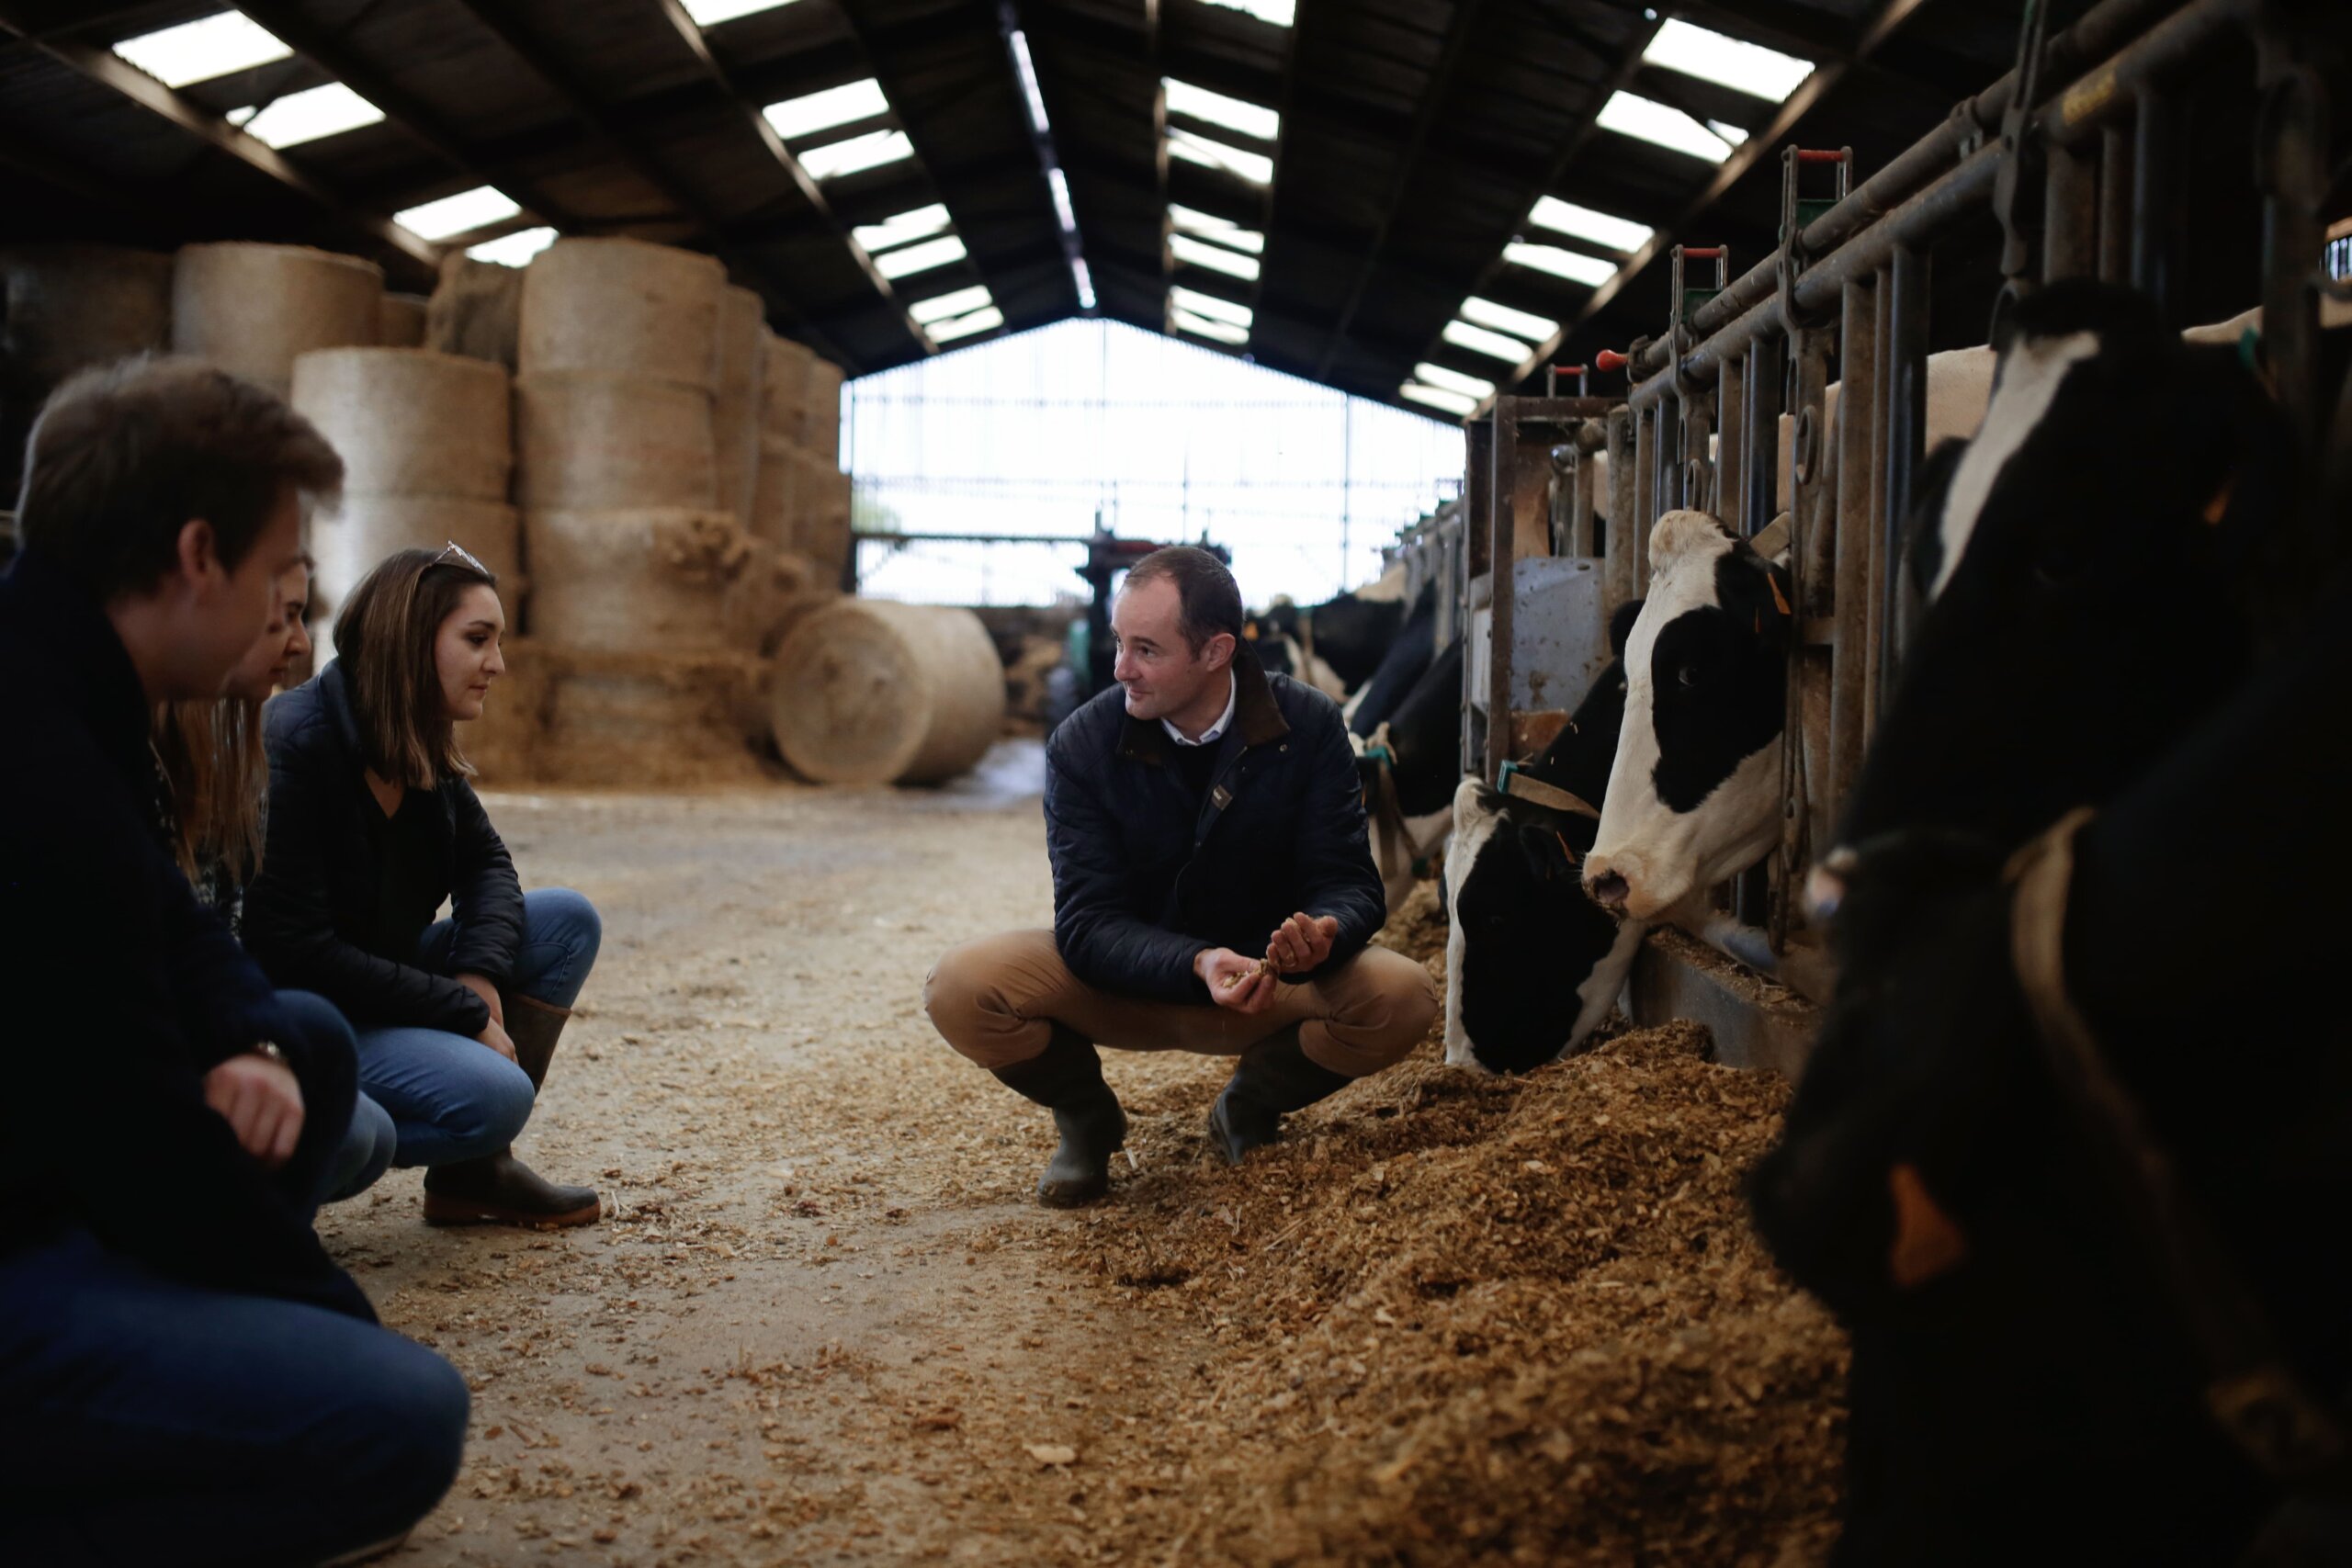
left=1553, top=364, right=1588, bottom=376
left=1680, top=246, right=1725, bottom=259
left=1595, top=349, right=1631, bottom=373
left=1795, top=148, right=1850, bottom=164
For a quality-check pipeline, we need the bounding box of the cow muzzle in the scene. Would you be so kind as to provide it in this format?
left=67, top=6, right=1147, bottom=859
left=1587, top=869, right=1631, bottom=911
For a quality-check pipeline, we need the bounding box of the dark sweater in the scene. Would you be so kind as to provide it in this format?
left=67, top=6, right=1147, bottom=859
left=0, top=551, right=370, bottom=1319
left=1043, top=647, right=1386, bottom=1004
left=243, top=662, right=525, bottom=1034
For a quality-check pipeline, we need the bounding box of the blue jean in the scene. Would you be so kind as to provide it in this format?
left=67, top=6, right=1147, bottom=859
left=271, top=988, right=396, bottom=1205
left=358, top=888, right=602, bottom=1168
left=0, top=1228, right=469, bottom=1566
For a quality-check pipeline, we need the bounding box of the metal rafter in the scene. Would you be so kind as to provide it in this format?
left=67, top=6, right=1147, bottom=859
left=0, top=9, right=439, bottom=275
left=644, top=0, right=934, bottom=355
left=1472, top=0, right=1939, bottom=416
left=441, top=0, right=859, bottom=364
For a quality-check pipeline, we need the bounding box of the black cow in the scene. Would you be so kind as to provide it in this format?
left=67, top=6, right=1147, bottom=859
left=1346, top=583, right=1439, bottom=739
left=1443, top=601, right=1645, bottom=1074
left=1356, top=632, right=1464, bottom=911
left=1261, top=563, right=1414, bottom=691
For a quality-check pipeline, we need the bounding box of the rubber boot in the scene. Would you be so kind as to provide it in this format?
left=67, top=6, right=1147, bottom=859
left=423, top=993, right=601, bottom=1229
left=1206, top=1027, right=1352, bottom=1166
left=989, top=1026, right=1126, bottom=1209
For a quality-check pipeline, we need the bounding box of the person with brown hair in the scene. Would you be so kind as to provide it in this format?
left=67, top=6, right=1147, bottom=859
left=0, top=356, right=468, bottom=1565
left=153, top=553, right=399, bottom=1204
left=245, top=545, right=605, bottom=1229
left=924, top=546, right=1438, bottom=1208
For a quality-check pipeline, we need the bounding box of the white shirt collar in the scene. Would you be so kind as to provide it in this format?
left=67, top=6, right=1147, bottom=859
left=1161, top=671, right=1238, bottom=748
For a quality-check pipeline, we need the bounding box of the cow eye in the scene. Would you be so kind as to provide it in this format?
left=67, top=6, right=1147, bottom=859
left=1675, top=664, right=1698, bottom=689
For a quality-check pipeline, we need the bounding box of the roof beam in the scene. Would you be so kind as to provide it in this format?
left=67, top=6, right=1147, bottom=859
left=0, top=9, right=438, bottom=276
left=1473, top=0, right=1938, bottom=416
left=440, top=0, right=862, bottom=365
left=644, top=0, right=935, bottom=355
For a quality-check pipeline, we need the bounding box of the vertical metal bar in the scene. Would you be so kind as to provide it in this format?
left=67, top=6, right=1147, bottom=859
left=1742, top=333, right=1783, bottom=536
left=1717, top=352, right=1747, bottom=526
left=1679, top=393, right=1713, bottom=517
left=1879, top=245, right=1928, bottom=716
left=1486, top=399, right=1519, bottom=782
left=1605, top=407, right=1636, bottom=612
left=1633, top=406, right=1657, bottom=595
left=2044, top=140, right=2099, bottom=283
left=2098, top=125, right=2133, bottom=284
left=2256, top=51, right=2325, bottom=456
left=1864, top=266, right=1894, bottom=727
left=1828, top=275, right=1878, bottom=840
left=1787, top=329, right=1835, bottom=943
left=2131, top=91, right=2177, bottom=325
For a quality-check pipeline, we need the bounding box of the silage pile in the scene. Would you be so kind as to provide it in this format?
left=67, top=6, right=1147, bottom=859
left=1036, top=885, right=1850, bottom=1566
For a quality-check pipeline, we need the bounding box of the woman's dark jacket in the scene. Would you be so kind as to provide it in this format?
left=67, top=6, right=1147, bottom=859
left=244, top=661, right=524, bottom=1034
left=0, top=551, right=369, bottom=1320
left=1044, top=647, right=1386, bottom=1004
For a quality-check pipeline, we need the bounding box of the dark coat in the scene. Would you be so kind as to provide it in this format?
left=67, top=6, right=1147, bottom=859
left=243, top=661, right=524, bottom=1034
left=1044, top=647, right=1386, bottom=1003
left=0, top=551, right=369, bottom=1320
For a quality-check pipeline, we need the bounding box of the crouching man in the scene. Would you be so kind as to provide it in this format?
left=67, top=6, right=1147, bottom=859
left=925, top=547, right=1437, bottom=1207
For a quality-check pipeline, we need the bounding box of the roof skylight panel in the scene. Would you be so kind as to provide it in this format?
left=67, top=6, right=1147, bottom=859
left=683, top=0, right=805, bottom=24
left=1009, top=29, right=1051, bottom=136
left=468, top=227, right=558, bottom=267
left=395, top=186, right=522, bottom=242
left=1047, top=168, right=1079, bottom=234
left=763, top=79, right=890, bottom=141
left=873, top=234, right=967, bottom=280
left=1400, top=381, right=1478, bottom=417
left=1527, top=197, right=1652, bottom=254
left=1169, top=287, right=1251, bottom=327
left=1412, top=362, right=1494, bottom=399
left=1596, top=93, right=1735, bottom=164
left=1170, top=231, right=1261, bottom=281
left=1167, top=129, right=1273, bottom=187
left=1504, top=244, right=1619, bottom=287
left=797, top=130, right=914, bottom=182
left=1162, top=79, right=1280, bottom=142
left=907, top=285, right=993, bottom=325
left=1070, top=257, right=1098, bottom=310
left=1642, top=20, right=1814, bottom=101
left=929, top=305, right=1004, bottom=343
left=113, top=13, right=290, bottom=88
left=1172, top=310, right=1250, bottom=345
left=853, top=204, right=953, bottom=253
left=1459, top=297, right=1557, bottom=342
left=231, top=83, right=385, bottom=149
left=1170, top=205, right=1264, bottom=254
left=1442, top=320, right=1534, bottom=364
left=1198, top=0, right=1296, bottom=26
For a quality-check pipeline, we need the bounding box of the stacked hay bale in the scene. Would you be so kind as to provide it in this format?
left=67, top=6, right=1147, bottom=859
left=0, top=244, right=175, bottom=498
left=174, top=243, right=383, bottom=394
left=513, top=237, right=824, bottom=785
left=749, top=330, right=854, bottom=588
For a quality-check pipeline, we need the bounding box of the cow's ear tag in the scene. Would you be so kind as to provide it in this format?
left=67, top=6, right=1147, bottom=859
left=1242, top=622, right=1259, bottom=640
left=2201, top=476, right=2233, bottom=527
left=1887, top=1162, right=1968, bottom=1289
left=1767, top=571, right=1792, bottom=618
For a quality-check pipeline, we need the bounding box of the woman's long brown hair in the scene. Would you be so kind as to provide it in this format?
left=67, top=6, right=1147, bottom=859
left=333, top=547, right=501, bottom=789
left=153, top=695, right=266, bottom=885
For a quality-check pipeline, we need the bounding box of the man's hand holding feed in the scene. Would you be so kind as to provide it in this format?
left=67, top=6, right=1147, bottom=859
left=202, top=1049, right=306, bottom=1170
left=1197, top=946, right=1279, bottom=1014
left=1268, top=912, right=1339, bottom=975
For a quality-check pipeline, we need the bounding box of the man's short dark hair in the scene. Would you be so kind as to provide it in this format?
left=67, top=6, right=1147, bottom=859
left=16, top=355, right=343, bottom=599
left=1123, top=546, right=1242, bottom=652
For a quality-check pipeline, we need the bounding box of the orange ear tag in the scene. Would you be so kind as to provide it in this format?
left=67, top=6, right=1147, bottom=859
left=1768, top=572, right=1792, bottom=617
left=2201, top=478, right=2233, bottom=526
left=1887, top=1163, right=1969, bottom=1289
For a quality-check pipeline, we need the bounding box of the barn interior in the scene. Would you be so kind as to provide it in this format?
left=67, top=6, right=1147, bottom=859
left=3, top=0, right=2348, bottom=1562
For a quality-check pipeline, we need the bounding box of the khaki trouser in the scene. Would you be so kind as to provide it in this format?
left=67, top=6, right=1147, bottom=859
left=923, top=929, right=1438, bottom=1079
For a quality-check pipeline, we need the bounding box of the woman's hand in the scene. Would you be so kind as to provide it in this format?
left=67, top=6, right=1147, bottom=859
left=1197, top=947, right=1279, bottom=1014
left=475, top=1015, right=518, bottom=1064
left=203, top=1051, right=306, bottom=1170
left=456, top=971, right=505, bottom=1028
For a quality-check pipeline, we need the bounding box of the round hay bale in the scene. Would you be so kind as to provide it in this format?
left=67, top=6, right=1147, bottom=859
left=804, top=357, right=844, bottom=461
left=311, top=494, right=524, bottom=625
left=533, top=645, right=771, bottom=786
left=514, top=370, right=717, bottom=511
left=290, top=348, right=512, bottom=501
left=712, top=286, right=764, bottom=525
left=1, top=244, right=174, bottom=385
left=460, top=634, right=547, bottom=784
left=749, top=432, right=804, bottom=549
left=172, top=243, right=384, bottom=392
left=723, top=537, right=832, bottom=655
left=379, top=292, right=428, bottom=347
left=521, top=507, right=750, bottom=652
left=425, top=254, right=522, bottom=368
left=767, top=600, right=1004, bottom=786
left=517, top=237, right=723, bottom=389
left=760, top=331, right=811, bottom=436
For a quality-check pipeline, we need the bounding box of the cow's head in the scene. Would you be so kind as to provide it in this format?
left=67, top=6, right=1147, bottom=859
left=1816, top=280, right=2293, bottom=916
left=1582, top=511, right=1793, bottom=920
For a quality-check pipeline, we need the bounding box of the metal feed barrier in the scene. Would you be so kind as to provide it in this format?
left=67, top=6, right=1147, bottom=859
left=1453, top=0, right=2345, bottom=1066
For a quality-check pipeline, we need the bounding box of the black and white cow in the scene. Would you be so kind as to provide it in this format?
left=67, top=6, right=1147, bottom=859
left=1345, top=583, right=1439, bottom=739
left=1579, top=510, right=1794, bottom=921
left=1444, top=601, right=1645, bottom=1074
left=1261, top=562, right=1415, bottom=691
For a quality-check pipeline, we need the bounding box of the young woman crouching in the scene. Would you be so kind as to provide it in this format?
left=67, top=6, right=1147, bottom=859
left=153, top=554, right=396, bottom=1203
left=246, top=545, right=604, bottom=1227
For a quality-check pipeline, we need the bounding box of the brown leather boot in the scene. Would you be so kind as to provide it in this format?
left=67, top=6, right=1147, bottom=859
left=423, top=993, right=601, bottom=1228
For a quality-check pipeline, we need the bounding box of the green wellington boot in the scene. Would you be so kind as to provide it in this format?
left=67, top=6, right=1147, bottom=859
left=423, top=993, right=602, bottom=1228
left=990, top=1027, right=1127, bottom=1208
left=1206, top=1028, right=1352, bottom=1166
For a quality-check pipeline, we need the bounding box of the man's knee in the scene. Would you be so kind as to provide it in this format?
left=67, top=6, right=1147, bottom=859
left=923, top=934, right=1051, bottom=1069
left=311, top=1334, right=470, bottom=1543
left=1314, top=953, right=1439, bottom=1077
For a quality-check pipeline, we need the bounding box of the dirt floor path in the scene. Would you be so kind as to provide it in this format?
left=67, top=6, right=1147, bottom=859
left=328, top=741, right=1846, bottom=1568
